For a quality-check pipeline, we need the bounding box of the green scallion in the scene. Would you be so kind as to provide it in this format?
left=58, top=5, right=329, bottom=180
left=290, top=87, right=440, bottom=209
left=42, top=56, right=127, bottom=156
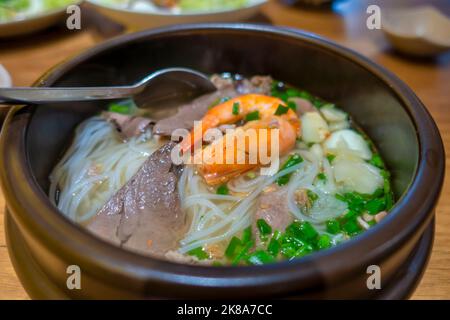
left=245, top=111, right=260, bottom=121
left=232, top=102, right=240, bottom=115
left=274, top=104, right=290, bottom=115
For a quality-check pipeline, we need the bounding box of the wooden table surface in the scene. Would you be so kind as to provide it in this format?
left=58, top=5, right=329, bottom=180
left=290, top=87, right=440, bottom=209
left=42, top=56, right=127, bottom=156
left=0, top=0, right=449, bottom=300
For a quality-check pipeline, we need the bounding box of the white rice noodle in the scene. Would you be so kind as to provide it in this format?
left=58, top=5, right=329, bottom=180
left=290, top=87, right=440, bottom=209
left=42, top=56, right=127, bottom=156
left=49, top=116, right=160, bottom=223
left=178, top=163, right=304, bottom=253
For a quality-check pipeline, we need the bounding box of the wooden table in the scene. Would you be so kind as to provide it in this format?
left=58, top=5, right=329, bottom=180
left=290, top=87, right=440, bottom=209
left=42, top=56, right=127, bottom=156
left=0, top=0, right=449, bottom=300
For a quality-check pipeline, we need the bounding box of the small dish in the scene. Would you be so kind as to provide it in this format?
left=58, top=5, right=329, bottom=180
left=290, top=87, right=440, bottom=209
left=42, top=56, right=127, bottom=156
left=86, top=0, right=267, bottom=30
left=382, top=6, right=450, bottom=57
left=0, top=1, right=82, bottom=38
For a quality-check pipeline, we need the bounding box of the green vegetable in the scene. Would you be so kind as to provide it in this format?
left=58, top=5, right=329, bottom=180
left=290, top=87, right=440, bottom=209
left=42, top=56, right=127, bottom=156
left=326, top=154, right=336, bottom=163
left=342, top=219, right=362, bottom=236
left=247, top=250, right=275, bottom=265
left=224, top=236, right=241, bottom=259
left=317, top=234, right=332, bottom=250
left=317, top=173, right=327, bottom=181
left=256, top=219, right=272, bottom=237
left=232, top=240, right=254, bottom=265
left=365, top=198, right=386, bottom=214
left=232, top=102, right=240, bottom=115
left=285, top=221, right=318, bottom=241
left=276, top=154, right=304, bottom=186
left=267, top=231, right=281, bottom=256
left=216, top=184, right=229, bottom=195
left=108, top=101, right=134, bottom=114
left=369, top=154, right=384, bottom=169
left=326, top=219, right=341, bottom=234
left=287, top=101, right=297, bottom=111
left=274, top=104, right=289, bottom=115
left=187, top=247, right=209, bottom=260
left=241, top=226, right=252, bottom=244
left=245, top=110, right=260, bottom=121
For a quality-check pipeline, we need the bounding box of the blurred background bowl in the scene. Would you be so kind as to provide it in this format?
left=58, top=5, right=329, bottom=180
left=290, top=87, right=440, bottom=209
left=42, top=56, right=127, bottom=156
left=0, top=1, right=82, bottom=38
left=86, top=0, right=267, bottom=30
left=382, top=5, right=450, bottom=57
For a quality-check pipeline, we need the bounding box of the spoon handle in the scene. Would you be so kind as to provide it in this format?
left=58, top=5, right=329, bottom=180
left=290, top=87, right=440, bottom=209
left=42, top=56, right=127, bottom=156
left=0, top=86, right=136, bottom=105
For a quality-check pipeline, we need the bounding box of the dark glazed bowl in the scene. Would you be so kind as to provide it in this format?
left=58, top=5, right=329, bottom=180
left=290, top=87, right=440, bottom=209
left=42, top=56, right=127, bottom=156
left=0, top=24, right=445, bottom=299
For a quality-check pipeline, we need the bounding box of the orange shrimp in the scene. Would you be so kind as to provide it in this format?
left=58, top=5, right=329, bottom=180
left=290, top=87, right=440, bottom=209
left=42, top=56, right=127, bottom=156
left=181, top=94, right=301, bottom=185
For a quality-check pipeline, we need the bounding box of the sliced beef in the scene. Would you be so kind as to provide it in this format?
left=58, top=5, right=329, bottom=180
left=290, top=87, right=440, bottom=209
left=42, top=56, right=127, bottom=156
left=153, top=75, right=274, bottom=136
left=87, top=142, right=187, bottom=258
left=253, top=184, right=294, bottom=243
left=103, top=111, right=153, bottom=140
left=152, top=86, right=238, bottom=136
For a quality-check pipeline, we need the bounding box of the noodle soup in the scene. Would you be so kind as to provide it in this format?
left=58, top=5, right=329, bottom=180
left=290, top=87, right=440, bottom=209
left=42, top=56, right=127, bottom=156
left=50, top=74, right=393, bottom=266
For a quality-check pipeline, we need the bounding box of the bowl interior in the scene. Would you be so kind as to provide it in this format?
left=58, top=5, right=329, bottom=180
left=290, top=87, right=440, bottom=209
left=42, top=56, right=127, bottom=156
left=26, top=27, right=418, bottom=214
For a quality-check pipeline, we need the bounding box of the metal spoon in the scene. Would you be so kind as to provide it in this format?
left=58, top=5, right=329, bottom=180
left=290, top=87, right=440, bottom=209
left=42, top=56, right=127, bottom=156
left=0, top=68, right=217, bottom=109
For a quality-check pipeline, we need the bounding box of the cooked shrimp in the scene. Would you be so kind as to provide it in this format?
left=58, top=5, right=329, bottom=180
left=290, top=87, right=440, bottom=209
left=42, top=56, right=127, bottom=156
left=181, top=94, right=301, bottom=185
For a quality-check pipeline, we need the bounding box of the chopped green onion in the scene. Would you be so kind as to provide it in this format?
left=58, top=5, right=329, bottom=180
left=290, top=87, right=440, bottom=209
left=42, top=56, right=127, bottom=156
left=247, top=250, right=275, bottom=265
left=245, top=110, right=260, bottom=121
left=317, top=172, right=327, bottom=181
left=317, top=234, right=332, bottom=250
left=225, top=237, right=241, bottom=259
left=276, top=154, right=304, bottom=186
left=232, top=240, right=254, bottom=265
left=274, top=104, right=290, bottom=115
left=365, top=198, right=386, bottom=214
left=232, top=102, right=240, bottom=115
left=294, top=244, right=313, bottom=258
left=342, top=219, right=362, bottom=236
left=108, top=102, right=132, bottom=114
left=241, top=226, right=252, bottom=244
left=299, top=221, right=318, bottom=241
left=285, top=221, right=318, bottom=241
left=267, top=231, right=281, bottom=256
left=369, top=154, right=384, bottom=168
left=216, top=184, right=229, bottom=195
left=257, top=219, right=272, bottom=237
left=326, top=219, right=341, bottom=234
left=287, top=101, right=297, bottom=111
left=326, top=154, right=336, bottom=163
left=187, top=247, right=209, bottom=260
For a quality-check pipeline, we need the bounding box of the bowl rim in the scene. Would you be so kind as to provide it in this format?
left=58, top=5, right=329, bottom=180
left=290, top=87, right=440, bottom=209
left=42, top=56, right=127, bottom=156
left=0, top=23, right=445, bottom=294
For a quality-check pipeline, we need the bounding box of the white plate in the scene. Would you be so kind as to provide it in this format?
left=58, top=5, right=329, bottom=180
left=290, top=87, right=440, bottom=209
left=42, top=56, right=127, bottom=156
left=87, top=0, right=267, bottom=30
left=0, top=1, right=82, bottom=38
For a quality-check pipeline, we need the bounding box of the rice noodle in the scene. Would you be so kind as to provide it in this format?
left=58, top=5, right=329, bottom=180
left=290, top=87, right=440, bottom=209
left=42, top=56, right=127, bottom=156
left=49, top=116, right=161, bottom=223
left=178, top=162, right=304, bottom=253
